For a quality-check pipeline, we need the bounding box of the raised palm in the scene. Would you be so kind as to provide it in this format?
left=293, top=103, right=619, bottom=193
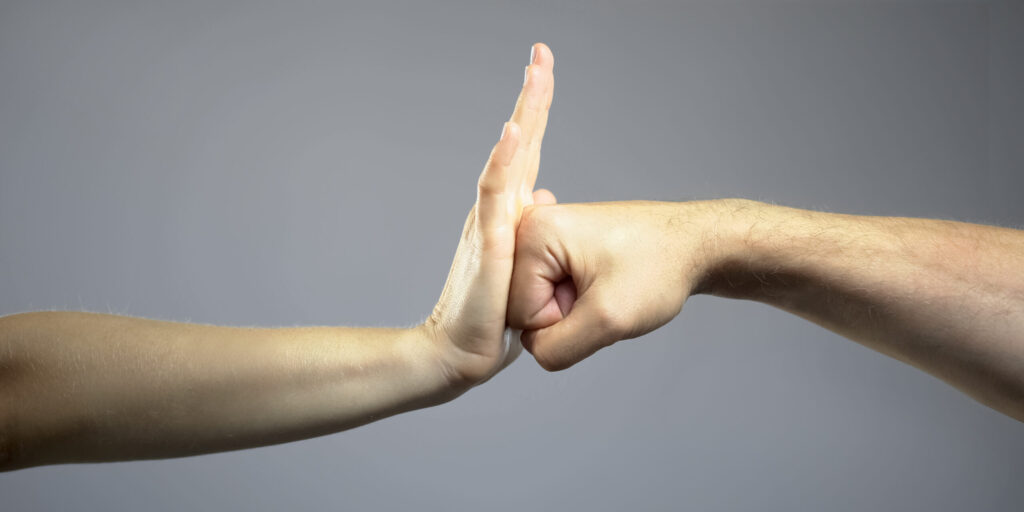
left=427, top=43, right=555, bottom=387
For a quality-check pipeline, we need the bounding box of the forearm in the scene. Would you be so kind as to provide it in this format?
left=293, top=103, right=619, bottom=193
left=0, top=42, right=553, bottom=471
left=703, top=200, right=1024, bottom=419
left=0, top=312, right=451, bottom=470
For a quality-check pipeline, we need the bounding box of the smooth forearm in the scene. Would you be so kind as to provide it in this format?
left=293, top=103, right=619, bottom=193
left=702, top=200, right=1024, bottom=419
left=0, top=312, right=452, bottom=470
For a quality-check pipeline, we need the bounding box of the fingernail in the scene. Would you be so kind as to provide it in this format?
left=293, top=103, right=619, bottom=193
left=501, top=122, right=510, bottom=140
left=530, top=44, right=537, bottom=64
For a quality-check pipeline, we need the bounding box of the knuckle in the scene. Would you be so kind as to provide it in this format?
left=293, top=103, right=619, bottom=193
left=518, top=204, right=555, bottom=236
left=476, top=173, right=503, bottom=197
left=477, top=229, right=514, bottom=255
left=534, top=351, right=569, bottom=372
left=518, top=203, right=541, bottom=227
left=592, top=301, right=628, bottom=341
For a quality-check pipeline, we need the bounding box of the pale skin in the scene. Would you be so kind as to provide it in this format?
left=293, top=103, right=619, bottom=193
left=4, top=43, right=1024, bottom=473
left=507, top=200, right=1024, bottom=421
left=0, top=43, right=556, bottom=471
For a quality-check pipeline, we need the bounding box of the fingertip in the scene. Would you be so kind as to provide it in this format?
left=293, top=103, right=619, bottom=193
left=532, top=42, right=553, bottom=69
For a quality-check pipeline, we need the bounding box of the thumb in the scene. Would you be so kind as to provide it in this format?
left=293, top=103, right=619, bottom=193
left=520, top=289, right=623, bottom=371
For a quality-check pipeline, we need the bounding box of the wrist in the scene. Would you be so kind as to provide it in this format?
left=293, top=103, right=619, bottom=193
left=695, top=198, right=802, bottom=300
left=410, top=319, right=491, bottom=399
left=398, top=323, right=470, bottom=406
left=663, top=198, right=761, bottom=297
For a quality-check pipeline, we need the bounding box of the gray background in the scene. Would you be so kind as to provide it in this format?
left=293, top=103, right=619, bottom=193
left=2, top=0, right=1022, bottom=510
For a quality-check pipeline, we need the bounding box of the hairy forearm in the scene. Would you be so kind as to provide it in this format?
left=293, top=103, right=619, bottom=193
left=704, top=200, right=1024, bottom=420
left=0, top=312, right=450, bottom=470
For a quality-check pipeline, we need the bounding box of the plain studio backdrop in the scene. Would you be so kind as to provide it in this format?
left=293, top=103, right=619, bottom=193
left=2, top=1, right=1022, bottom=510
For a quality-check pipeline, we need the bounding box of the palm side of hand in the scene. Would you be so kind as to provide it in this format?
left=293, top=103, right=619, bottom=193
left=425, top=43, right=555, bottom=388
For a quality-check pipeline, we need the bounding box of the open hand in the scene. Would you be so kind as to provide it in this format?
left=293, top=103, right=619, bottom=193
left=425, top=43, right=556, bottom=389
